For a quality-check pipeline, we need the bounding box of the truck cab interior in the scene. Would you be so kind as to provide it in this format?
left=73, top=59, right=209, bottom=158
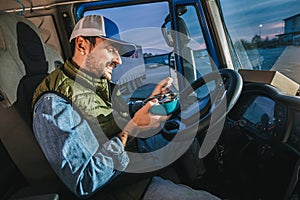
left=0, top=0, right=300, bottom=200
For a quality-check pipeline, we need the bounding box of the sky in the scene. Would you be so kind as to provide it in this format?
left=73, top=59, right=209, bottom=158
left=85, top=2, right=171, bottom=54
left=85, top=0, right=300, bottom=53
left=220, top=0, right=300, bottom=42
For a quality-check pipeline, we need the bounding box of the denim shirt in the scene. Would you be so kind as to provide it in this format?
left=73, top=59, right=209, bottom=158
left=33, top=93, right=129, bottom=198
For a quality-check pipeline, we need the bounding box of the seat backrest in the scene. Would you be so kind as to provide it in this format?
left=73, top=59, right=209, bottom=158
left=0, top=11, right=62, bottom=190
left=14, top=20, right=49, bottom=125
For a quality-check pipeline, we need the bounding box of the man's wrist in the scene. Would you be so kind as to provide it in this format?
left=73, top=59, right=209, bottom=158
left=117, top=131, right=128, bottom=147
left=123, top=120, right=140, bottom=136
left=118, top=119, right=141, bottom=147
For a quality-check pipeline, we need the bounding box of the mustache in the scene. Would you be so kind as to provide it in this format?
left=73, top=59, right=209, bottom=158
left=107, top=62, right=117, bottom=68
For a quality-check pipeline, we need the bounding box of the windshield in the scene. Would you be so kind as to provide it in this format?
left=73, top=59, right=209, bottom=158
left=220, top=0, right=300, bottom=84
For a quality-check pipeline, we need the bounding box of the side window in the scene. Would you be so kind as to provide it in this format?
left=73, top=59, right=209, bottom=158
left=172, top=5, right=215, bottom=98
left=83, top=2, right=215, bottom=97
left=177, top=5, right=213, bottom=80
left=84, top=2, right=173, bottom=97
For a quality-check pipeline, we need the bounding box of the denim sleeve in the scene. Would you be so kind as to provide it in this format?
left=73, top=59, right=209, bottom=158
left=32, top=93, right=129, bottom=198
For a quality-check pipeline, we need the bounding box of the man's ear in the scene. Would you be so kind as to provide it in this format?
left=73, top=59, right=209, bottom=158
left=75, top=36, right=88, bottom=55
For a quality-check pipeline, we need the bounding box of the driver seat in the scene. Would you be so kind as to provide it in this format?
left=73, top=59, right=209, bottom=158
left=0, top=11, right=64, bottom=199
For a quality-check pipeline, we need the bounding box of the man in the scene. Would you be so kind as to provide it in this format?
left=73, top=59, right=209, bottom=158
left=32, top=15, right=220, bottom=199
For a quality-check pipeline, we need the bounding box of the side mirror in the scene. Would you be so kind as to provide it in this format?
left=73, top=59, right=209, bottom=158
left=161, top=15, right=191, bottom=47
left=161, top=15, right=174, bottom=47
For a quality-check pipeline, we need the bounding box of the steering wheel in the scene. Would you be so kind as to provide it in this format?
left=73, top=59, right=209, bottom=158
left=164, top=69, right=243, bottom=138
left=122, top=68, right=243, bottom=169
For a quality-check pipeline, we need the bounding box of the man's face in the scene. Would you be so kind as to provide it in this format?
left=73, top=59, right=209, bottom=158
left=82, top=38, right=122, bottom=80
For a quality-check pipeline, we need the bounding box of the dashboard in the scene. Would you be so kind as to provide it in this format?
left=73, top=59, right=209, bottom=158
left=228, top=92, right=287, bottom=141
left=228, top=84, right=292, bottom=142
left=226, top=82, right=300, bottom=153
left=210, top=82, right=300, bottom=199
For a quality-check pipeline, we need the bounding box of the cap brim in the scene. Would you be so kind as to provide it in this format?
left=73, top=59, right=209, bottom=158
left=102, top=37, right=137, bottom=57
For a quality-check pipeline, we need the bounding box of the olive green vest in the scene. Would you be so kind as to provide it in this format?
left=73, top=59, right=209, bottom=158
left=32, top=59, right=122, bottom=138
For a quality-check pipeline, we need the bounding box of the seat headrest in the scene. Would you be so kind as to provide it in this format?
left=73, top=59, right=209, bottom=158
left=0, top=11, right=61, bottom=105
left=0, top=11, right=42, bottom=58
left=17, top=21, right=48, bottom=75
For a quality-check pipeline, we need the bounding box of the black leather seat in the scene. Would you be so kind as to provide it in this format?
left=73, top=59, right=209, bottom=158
left=0, top=11, right=63, bottom=200
left=14, top=20, right=49, bottom=126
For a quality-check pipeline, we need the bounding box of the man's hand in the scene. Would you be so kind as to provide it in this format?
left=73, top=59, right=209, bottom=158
left=118, top=77, right=173, bottom=147
left=132, top=99, right=169, bottom=127
left=150, top=77, right=173, bottom=97
left=123, top=99, right=169, bottom=139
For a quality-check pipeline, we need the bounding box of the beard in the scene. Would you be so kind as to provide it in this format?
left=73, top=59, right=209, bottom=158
left=82, top=51, right=106, bottom=79
left=102, top=70, right=112, bottom=80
